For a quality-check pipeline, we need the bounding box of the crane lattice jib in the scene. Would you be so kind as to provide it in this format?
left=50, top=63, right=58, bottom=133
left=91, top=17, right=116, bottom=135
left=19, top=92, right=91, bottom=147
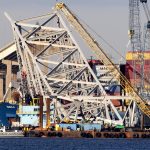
left=55, top=3, right=150, bottom=118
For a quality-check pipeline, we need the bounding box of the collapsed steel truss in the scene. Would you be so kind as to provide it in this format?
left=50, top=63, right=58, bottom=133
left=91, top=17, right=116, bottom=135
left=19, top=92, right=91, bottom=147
left=5, top=5, right=144, bottom=126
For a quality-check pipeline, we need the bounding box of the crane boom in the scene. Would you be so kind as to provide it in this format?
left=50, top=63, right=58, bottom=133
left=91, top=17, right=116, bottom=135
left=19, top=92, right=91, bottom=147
left=55, top=3, right=150, bottom=118
left=140, top=0, right=150, bottom=83
left=140, top=0, right=150, bottom=21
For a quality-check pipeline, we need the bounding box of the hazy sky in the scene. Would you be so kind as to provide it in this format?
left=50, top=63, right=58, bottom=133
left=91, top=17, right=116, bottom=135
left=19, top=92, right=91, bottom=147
left=0, top=0, right=134, bottom=59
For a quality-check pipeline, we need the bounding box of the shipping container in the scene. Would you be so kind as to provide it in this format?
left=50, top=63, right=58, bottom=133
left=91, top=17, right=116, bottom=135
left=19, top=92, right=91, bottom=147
left=125, top=51, right=150, bottom=90
left=80, top=123, right=101, bottom=131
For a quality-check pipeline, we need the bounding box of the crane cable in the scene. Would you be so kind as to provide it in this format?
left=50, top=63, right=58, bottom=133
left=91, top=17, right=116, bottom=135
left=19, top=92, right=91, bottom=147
left=67, top=6, right=126, bottom=62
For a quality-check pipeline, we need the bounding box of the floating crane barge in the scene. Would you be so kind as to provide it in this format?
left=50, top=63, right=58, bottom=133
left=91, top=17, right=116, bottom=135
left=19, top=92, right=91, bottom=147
left=3, top=2, right=150, bottom=138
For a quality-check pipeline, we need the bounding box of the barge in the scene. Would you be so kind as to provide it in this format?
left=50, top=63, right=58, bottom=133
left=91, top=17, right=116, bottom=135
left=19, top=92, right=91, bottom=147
left=25, top=130, right=150, bottom=138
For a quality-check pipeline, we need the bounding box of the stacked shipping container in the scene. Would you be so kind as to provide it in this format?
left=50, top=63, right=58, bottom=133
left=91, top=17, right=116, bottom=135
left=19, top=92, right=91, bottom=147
left=125, top=51, right=150, bottom=90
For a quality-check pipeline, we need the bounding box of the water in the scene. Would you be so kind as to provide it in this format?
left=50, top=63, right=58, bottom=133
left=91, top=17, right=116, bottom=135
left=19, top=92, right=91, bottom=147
left=0, top=138, right=149, bottom=150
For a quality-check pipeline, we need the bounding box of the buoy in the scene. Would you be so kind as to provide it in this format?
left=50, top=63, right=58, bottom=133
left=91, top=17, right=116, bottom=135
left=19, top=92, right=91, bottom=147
left=114, top=134, right=119, bottom=138
left=81, top=132, right=86, bottom=137
left=29, top=131, right=35, bottom=137
left=110, top=133, right=114, bottom=138
left=147, top=134, right=150, bottom=138
left=47, top=132, right=52, bottom=137
left=51, top=132, right=57, bottom=136
left=141, top=134, right=147, bottom=138
left=133, top=134, right=139, bottom=138
left=57, top=132, right=63, bottom=137
left=96, top=132, right=101, bottom=138
left=39, top=132, right=44, bottom=137
left=35, top=133, right=40, bottom=137
left=119, top=133, right=126, bottom=138
left=86, top=133, right=93, bottom=138
left=104, top=133, right=109, bottom=138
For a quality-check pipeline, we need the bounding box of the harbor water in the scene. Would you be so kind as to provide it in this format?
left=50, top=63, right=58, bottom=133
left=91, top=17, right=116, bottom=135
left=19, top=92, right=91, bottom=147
left=0, top=138, right=149, bottom=150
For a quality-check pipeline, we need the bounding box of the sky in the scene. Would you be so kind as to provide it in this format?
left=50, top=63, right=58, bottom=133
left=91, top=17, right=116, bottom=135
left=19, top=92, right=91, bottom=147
left=0, top=0, right=134, bottom=60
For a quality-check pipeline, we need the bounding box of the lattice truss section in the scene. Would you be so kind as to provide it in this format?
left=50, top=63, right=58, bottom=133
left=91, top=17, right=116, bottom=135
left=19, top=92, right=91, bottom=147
left=6, top=10, right=136, bottom=125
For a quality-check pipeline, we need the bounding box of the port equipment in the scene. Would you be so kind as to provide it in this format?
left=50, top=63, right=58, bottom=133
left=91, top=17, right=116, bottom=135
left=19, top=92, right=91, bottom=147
left=129, top=0, right=142, bottom=51
left=128, top=0, right=144, bottom=91
left=128, top=0, right=145, bottom=126
left=140, top=0, right=150, bottom=96
left=128, top=0, right=150, bottom=96
left=5, top=2, right=150, bottom=127
left=140, top=0, right=150, bottom=21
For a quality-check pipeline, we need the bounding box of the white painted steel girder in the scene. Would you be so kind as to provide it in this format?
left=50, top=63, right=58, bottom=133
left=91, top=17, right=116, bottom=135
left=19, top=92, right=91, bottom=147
left=5, top=8, right=137, bottom=125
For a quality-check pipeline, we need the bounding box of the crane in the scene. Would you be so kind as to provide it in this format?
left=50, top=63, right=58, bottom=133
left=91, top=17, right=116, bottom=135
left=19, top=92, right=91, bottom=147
left=129, top=0, right=142, bottom=51
left=140, top=0, right=150, bottom=21
left=128, top=0, right=144, bottom=93
left=140, top=0, right=150, bottom=99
